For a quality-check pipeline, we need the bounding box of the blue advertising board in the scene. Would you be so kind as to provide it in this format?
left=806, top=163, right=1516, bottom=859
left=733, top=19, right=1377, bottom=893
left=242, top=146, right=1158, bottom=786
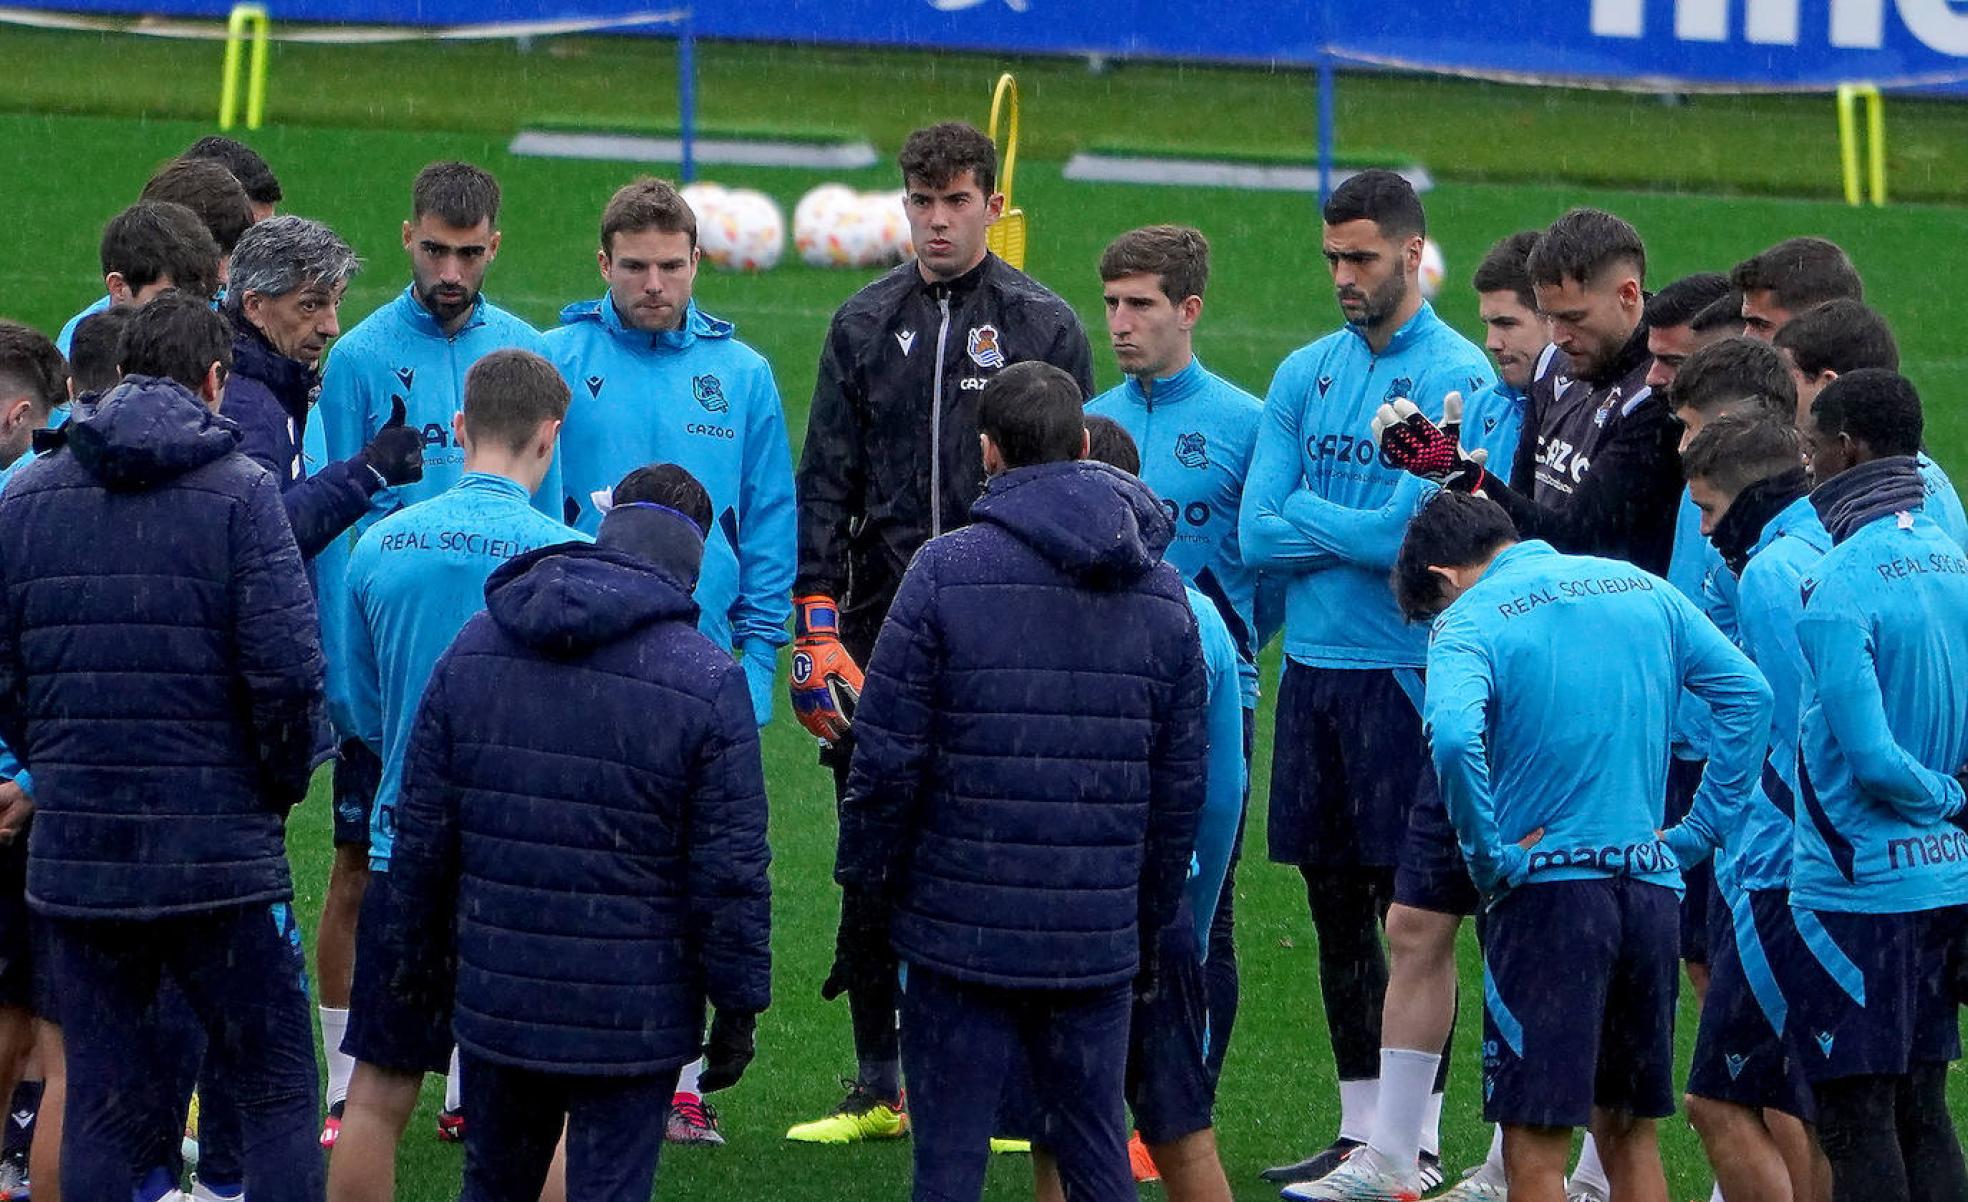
left=24, top=0, right=1968, bottom=90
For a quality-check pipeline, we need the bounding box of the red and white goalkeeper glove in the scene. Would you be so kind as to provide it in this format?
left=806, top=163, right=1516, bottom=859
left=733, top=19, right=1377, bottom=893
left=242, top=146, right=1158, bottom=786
left=1371, top=392, right=1488, bottom=493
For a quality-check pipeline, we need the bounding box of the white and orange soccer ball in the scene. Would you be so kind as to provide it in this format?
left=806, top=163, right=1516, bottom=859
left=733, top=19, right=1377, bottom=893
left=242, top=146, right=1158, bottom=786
left=794, top=184, right=858, bottom=266
left=704, top=189, right=784, bottom=272
left=859, top=190, right=912, bottom=263
left=1419, top=238, right=1446, bottom=299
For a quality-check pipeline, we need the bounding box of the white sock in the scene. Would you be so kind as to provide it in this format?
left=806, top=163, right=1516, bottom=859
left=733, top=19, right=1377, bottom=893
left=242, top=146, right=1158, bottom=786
left=445, top=1046, right=463, bottom=1111
left=318, top=1006, right=353, bottom=1109
left=1337, top=1077, right=1379, bottom=1145
left=1484, top=1124, right=1505, bottom=1170
left=1570, top=1131, right=1610, bottom=1193
left=1420, top=1091, right=1445, bottom=1158
left=1711, top=1184, right=1725, bottom=1202
left=1364, top=1050, right=1438, bottom=1174
left=674, top=1057, right=704, bottom=1100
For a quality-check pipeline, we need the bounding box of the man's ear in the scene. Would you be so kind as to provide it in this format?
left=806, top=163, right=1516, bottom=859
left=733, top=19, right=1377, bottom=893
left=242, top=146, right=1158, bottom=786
left=1176, top=294, right=1203, bottom=330
left=980, top=431, right=1005, bottom=477
left=201, top=361, right=226, bottom=410
left=452, top=411, right=469, bottom=453
left=537, top=417, right=563, bottom=458
left=1076, top=427, right=1090, bottom=461
left=1, top=397, right=32, bottom=431
left=105, top=272, right=134, bottom=305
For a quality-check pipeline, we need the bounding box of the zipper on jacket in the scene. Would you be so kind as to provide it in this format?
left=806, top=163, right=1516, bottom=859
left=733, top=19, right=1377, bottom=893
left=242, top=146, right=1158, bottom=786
left=930, top=295, right=953, bottom=539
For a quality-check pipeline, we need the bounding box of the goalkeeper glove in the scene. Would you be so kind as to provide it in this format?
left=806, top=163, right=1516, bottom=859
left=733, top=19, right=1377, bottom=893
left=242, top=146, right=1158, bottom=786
left=1370, top=394, right=1488, bottom=493
left=790, top=596, right=863, bottom=744
left=356, top=396, right=426, bottom=488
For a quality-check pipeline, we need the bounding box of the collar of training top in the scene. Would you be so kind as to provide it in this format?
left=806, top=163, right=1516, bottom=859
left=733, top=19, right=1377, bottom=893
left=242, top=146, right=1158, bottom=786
left=916, top=251, right=998, bottom=301
left=1123, top=355, right=1206, bottom=407
left=1346, top=298, right=1439, bottom=357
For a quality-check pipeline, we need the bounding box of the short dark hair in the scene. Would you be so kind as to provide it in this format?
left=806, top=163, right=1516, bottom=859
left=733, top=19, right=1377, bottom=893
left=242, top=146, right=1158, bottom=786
left=898, top=122, right=997, bottom=196
left=1470, top=230, right=1541, bottom=310
left=1731, top=237, right=1863, bottom=311
left=182, top=135, right=282, bottom=206
left=600, top=177, right=696, bottom=254
left=116, top=290, right=233, bottom=391
left=1773, top=299, right=1898, bottom=377
left=0, top=322, right=66, bottom=416
left=1643, top=272, right=1731, bottom=329
left=1083, top=414, right=1141, bottom=475
left=1392, top=491, right=1519, bottom=622
left=1690, top=290, right=1747, bottom=336
left=1527, top=208, right=1646, bottom=289
left=1099, top=226, right=1209, bottom=306
left=1811, top=368, right=1923, bottom=458
left=1681, top=412, right=1805, bottom=496
left=98, top=201, right=224, bottom=299
left=413, top=161, right=501, bottom=228
left=462, top=349, right=570, bottom=454
left=140, top=157, right=255, bottom=254
left=979, top=361, right=1086, bottom=469
left=1321, top=169, right=1425, bottom=240
left=68, top=306, right=136, bottom=396
left=1671, top=337, right=1796, bottom=420
left=611, top=463, right=712, bottom=534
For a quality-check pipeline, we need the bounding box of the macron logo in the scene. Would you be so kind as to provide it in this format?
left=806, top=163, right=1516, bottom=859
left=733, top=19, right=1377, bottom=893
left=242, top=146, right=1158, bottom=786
left=585, top=375, right=604, bottom=398
left=1725, top=1053, right=1747, bottom=1080
left=393, top=367, right=414, bottom=390
left=896, top=329, right=917, bottom=356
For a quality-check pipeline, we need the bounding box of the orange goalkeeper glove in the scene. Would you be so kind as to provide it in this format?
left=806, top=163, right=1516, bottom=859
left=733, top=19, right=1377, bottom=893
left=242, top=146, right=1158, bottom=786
left=790, top=596, right=863, bottom=744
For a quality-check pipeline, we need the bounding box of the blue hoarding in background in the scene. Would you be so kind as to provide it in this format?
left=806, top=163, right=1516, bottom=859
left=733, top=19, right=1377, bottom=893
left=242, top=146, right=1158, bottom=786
left=26, top=0, right=1968, bottom=90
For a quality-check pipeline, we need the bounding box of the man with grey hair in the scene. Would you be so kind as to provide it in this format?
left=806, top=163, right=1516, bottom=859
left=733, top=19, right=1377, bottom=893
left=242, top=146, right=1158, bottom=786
left=222, top=214, right=424, bottom=559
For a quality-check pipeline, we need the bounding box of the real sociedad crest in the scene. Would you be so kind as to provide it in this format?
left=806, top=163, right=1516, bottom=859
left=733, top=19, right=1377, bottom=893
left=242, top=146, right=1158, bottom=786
left=693, top=374, right=728, bottom=413
left=967, top=324, right=1006, bottom=369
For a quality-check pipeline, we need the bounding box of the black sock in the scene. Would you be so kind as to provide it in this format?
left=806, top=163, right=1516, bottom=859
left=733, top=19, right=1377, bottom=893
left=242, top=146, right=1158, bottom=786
left=1897, top=1062, right=1966, bottom=1202
left=1816, top=1074, right=1908, bottom=1202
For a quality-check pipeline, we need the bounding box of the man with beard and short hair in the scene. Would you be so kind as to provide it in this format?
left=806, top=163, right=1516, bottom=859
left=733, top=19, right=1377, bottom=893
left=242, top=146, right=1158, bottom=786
left=1731, top=237, right=1863, bottom=341
left=1240, top=169, right=1491, bottom=1190
left=312, top=160, right=556, bottom=1147
left=1773, top=299, right=1967, bottom=548
left=1378, top=208, right=1680, bottom=577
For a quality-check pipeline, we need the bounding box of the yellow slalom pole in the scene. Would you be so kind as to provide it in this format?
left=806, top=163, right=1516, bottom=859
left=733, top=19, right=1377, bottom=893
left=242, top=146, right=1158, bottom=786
left=220, top=3, right=270, bottom=131
left=1835, top=83, right=1885, bottom=207
left=985, top=73, right=1027, bottom=270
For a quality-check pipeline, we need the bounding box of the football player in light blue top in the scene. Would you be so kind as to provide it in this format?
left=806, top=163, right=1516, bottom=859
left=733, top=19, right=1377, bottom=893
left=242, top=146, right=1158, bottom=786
left=1458, top=230, right=1545, bottom=473
left=332, top=349, right=581, bottom=1199
left=1784, top=372, right=1968, bottom=1202
left=309, top=163, right=559, bottom=1139
left=1396, top=492, right=1767, bottom=1202
left=1239, top=170, right=1492, bottom=1186
left=544, top=178, right=795, bottom=731
left=1671, top=414, right=1829, bottom=1202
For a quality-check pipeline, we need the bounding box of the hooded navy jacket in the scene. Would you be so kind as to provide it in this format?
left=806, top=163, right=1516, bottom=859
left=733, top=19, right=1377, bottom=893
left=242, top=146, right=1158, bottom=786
left=382, top=532, right=771, bottom=1075
left=837, top=460, right=1209, bottom=990
left=0, top=375, right=324, bottom=919
left=221, top=315, right=381, bottom=560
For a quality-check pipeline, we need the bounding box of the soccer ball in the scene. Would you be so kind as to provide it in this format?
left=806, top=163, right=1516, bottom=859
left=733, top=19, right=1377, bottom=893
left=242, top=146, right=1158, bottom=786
left=1419, top=238, right=1446, bottom=299
left=860, top=190, right=912, bottom=262
left=794, top=183, right=859, bottom=265
left=705, top=189, right=784, bottom=272
left=805, top=198, right=890, bottom=269
left=678, top=181, right=729, bottom=225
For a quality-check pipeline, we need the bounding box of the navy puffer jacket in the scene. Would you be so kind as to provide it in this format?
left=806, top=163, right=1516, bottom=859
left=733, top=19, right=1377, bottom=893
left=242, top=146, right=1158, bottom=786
left=0, top=375, right=324, bottom=919
left=383, top=537, right=772, bottom=1075
left=222, top=316, right=380, bottom=560
left=838, top=460, right=1208, bottom=990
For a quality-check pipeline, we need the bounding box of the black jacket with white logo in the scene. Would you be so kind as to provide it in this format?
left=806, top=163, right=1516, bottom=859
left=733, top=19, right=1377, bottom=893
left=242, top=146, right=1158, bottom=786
left=1493, top=324, right=1681, bottom=575
left=795, top=253, right=1093, bottom=649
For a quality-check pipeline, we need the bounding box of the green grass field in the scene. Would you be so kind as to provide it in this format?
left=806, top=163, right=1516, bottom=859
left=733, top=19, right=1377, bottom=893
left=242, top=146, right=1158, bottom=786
left=1, top=26, right=1965, bottom=1200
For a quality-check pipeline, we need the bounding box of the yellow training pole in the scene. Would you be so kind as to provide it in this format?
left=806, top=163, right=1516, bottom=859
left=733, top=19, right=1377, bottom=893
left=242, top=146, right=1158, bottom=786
left=1835, top=83, right=1885, bottom=207
left=220, top=4, right=270, bottom=131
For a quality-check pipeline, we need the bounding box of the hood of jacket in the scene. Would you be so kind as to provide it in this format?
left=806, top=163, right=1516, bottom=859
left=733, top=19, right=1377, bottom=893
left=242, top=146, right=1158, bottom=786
left=66, top=374, right=242, bottom=490
left=228, top=313, right=319, bottom=418
left=970, top=460, right=1174, bottom=588
left=484, top=540, right=700, bottom=656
